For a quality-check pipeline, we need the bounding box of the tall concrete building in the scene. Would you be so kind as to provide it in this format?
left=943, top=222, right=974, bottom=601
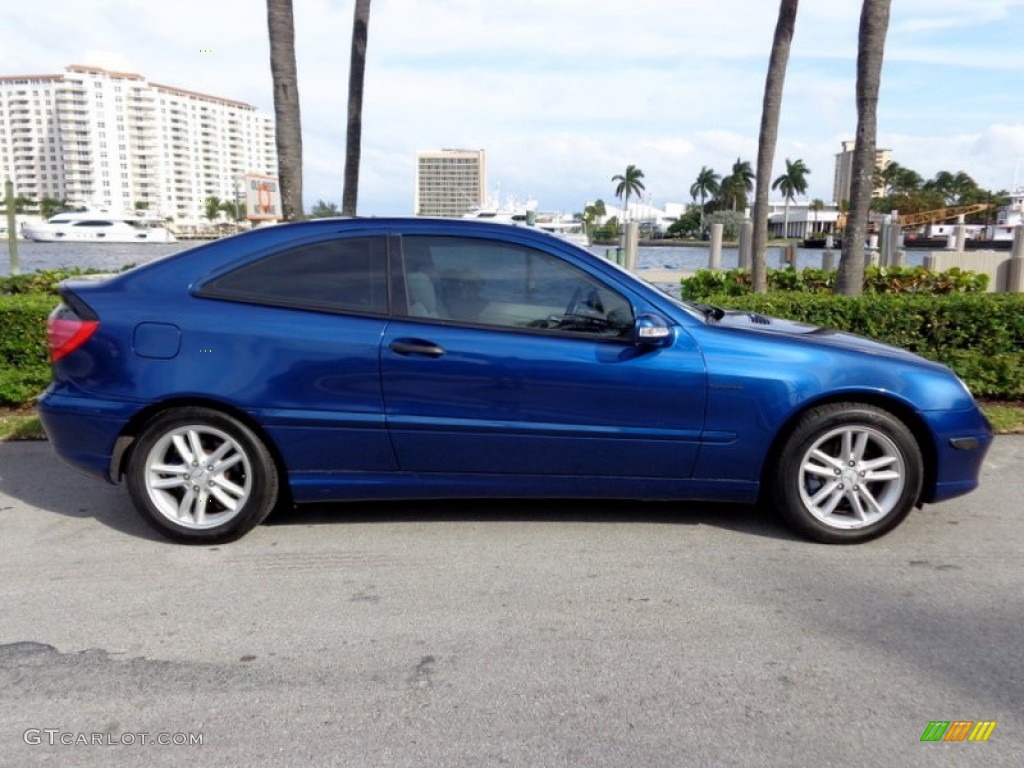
left=0, top=64, right=276, bottom=225
left=832, top=140, right=892, bottom=206
left=415, top=148, right=486, bottom=217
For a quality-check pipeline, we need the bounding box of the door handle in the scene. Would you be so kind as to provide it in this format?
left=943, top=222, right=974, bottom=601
left=388, top=338, right=446, bottom=358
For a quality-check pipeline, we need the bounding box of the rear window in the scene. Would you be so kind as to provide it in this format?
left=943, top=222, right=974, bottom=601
left=198, top=236, right=388, bottom=314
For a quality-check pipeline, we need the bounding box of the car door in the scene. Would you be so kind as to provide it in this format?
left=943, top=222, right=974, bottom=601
left=380, top=233, right=707, bottom=478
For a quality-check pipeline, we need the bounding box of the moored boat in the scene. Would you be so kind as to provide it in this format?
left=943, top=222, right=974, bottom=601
left=23, top=210, right=177, bottom=243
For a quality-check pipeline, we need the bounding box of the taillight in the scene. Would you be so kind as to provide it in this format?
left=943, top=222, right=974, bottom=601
left=47, top=304, right=99, bottom=362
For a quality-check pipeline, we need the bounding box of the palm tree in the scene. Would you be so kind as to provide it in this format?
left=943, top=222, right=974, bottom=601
left=689, top=166, right=721, bottom=228
left=722, top=158, right=755, bottom=212
left=926, top=170, right=956, bottom=204
left=837, top=0, right=891, bottom=297
left=950, top=171, right=978, bottom=204
left=342, top=0, right=372, bottom=216
left=611, top=165, right=645, bottom=222
left=751, top=0, right=799, bottom=293
left=771, top=158, right=810, bottom=239
left=267, top=0, right=303, bottom=220
left=809, top=198, right=825, bottom=234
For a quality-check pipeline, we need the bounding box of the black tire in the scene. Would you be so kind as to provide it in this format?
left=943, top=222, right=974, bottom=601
left=772, top=403, right=923, bottom=544
left=126, top=407, right=279, bottom=543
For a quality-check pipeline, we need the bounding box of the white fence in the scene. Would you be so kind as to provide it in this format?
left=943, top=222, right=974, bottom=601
left=923, top=249, right=1020, bottom=293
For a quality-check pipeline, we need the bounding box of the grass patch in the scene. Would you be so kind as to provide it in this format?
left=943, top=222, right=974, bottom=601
left=980, top=402, right=1024, bottom=434
left=0, top=407, right=46, bottom=441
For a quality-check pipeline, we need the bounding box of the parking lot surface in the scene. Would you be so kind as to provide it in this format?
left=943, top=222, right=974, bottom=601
left=1, top=438, right=1022, bottom=766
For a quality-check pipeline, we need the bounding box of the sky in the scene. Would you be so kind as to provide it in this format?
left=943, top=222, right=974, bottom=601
left=3, top=0, right=1023, bottom=215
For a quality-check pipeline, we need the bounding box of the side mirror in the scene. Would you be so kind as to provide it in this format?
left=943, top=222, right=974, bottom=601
left=634, top=313, right=673, bottom=347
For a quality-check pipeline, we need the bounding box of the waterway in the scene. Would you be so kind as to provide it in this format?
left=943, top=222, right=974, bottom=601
left=1, top=239, right=925, bottom=280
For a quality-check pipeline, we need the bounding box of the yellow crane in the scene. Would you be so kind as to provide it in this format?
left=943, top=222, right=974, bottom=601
left=896, top=203, right=991, bottom=227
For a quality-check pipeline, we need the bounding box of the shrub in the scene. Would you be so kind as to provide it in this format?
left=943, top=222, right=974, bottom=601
left=0, top=266, right=131, bottom=296
left=0, top=294, right=54, bottom=406
left=680, top=265, right=988, bottom=300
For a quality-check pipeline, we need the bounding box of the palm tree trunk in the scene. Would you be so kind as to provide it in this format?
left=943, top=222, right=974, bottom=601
left=837, top=0, right=891, bottom=296
left=751, top=0, right=799, bottom=293
left=342, top=0, right=372, bottom=216
left=267, top=0, right=304, bottom=220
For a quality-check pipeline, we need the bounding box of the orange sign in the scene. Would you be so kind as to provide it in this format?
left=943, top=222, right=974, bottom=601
left=244, top=174, right=282, bottom=220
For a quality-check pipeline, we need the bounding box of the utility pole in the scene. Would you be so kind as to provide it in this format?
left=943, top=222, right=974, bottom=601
left=5, top=179, right=20, bottom=276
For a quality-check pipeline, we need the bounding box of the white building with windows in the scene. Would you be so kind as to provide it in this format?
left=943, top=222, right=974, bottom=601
left=0, top=65, right=276, bottom=225
left=833, top=140, right=891, bottom=206
left=415, top=149, right=487, bottom=217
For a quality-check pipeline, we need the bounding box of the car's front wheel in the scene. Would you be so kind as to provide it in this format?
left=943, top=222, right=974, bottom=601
left=773, top=403, right=923, bottom=544
left=126, top=407, right=279, bottom=543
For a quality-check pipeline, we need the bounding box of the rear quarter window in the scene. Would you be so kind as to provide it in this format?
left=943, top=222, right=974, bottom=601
left=197, top=236, right=387, bottom=314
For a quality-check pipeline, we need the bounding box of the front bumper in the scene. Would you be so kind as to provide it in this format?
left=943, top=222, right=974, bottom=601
left=920, top=405, right=993, bottom=504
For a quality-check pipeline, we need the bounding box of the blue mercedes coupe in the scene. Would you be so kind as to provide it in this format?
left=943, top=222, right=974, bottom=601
left=39, top=218, right=992, bottom=543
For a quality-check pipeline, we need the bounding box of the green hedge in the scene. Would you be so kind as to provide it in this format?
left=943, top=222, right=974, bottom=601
left=1, top=267, right=117, bottom=296
left=695, top=292, right=1024, bottom=399
left=2, top=268, right=1022, bottom=407
left=0, top=294, right=54, bottom=405
left=681, top=266, right=988, bottom=299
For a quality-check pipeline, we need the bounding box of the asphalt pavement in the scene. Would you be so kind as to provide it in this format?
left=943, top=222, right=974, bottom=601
left=1, top=438, right=1021, bottom=767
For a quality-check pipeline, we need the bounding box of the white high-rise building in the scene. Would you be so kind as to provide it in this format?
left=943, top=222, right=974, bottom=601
left=0, top=64, right=276, bottom=225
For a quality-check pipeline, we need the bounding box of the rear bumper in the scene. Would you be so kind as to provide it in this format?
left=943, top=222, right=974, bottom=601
left=37, top=390, right=140, bottom=484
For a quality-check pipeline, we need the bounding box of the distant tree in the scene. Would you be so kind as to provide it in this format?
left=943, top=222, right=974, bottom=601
left=12, top=195, right=36, bottom=213
left=342, top=0, right=371, bottom=216
left=39, top=197, right=66, bottom=220
left=666, top=205, right=703, bottom=239
left=871, top=190, right=944, bottom=216
left=219, top=199, right=242, bottom=221
left=309, top=199, right=342, bottom=218
left=267, top=0, right=303, bottom=220
left=809, top=198, right=825, bottom=232
left=752, top=0, right=800, bottom=293
left=720, top=158, right=755, bottom=212
left=837, top=0, right=891, bottom=297
left=133, top=200, right=150, bottom=212
left=611, top=165, right=645, bottom=221
left=203, top=196, right=223, bottom=222
left=771, top=157, right=810, bottom=238
left=950, top=171, right=979, bottom=204
left=689, top=166, right=721, bottom=228
left=705, top=210, right=747, bottom=240
left=582, top=199, right=607, bottom=234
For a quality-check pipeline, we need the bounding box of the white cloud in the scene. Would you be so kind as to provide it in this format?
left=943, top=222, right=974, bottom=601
left=1, top=0, right=1021, bottom=213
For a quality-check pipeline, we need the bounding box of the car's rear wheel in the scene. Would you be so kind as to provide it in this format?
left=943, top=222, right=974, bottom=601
left=773, top=403, right=923, bottom=544
left=126, top=407, right=279, bottom=543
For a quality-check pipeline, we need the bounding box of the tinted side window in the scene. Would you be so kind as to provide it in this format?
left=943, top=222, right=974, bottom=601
left=402, top=236, right=633, bottom=339
left=200, top=237, right=387, bottom=314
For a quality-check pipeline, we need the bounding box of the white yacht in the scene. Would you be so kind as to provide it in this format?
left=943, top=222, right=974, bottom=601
left=24, top=211, right=177, bottom=243
left=463, top=197, right=590, bottom=247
